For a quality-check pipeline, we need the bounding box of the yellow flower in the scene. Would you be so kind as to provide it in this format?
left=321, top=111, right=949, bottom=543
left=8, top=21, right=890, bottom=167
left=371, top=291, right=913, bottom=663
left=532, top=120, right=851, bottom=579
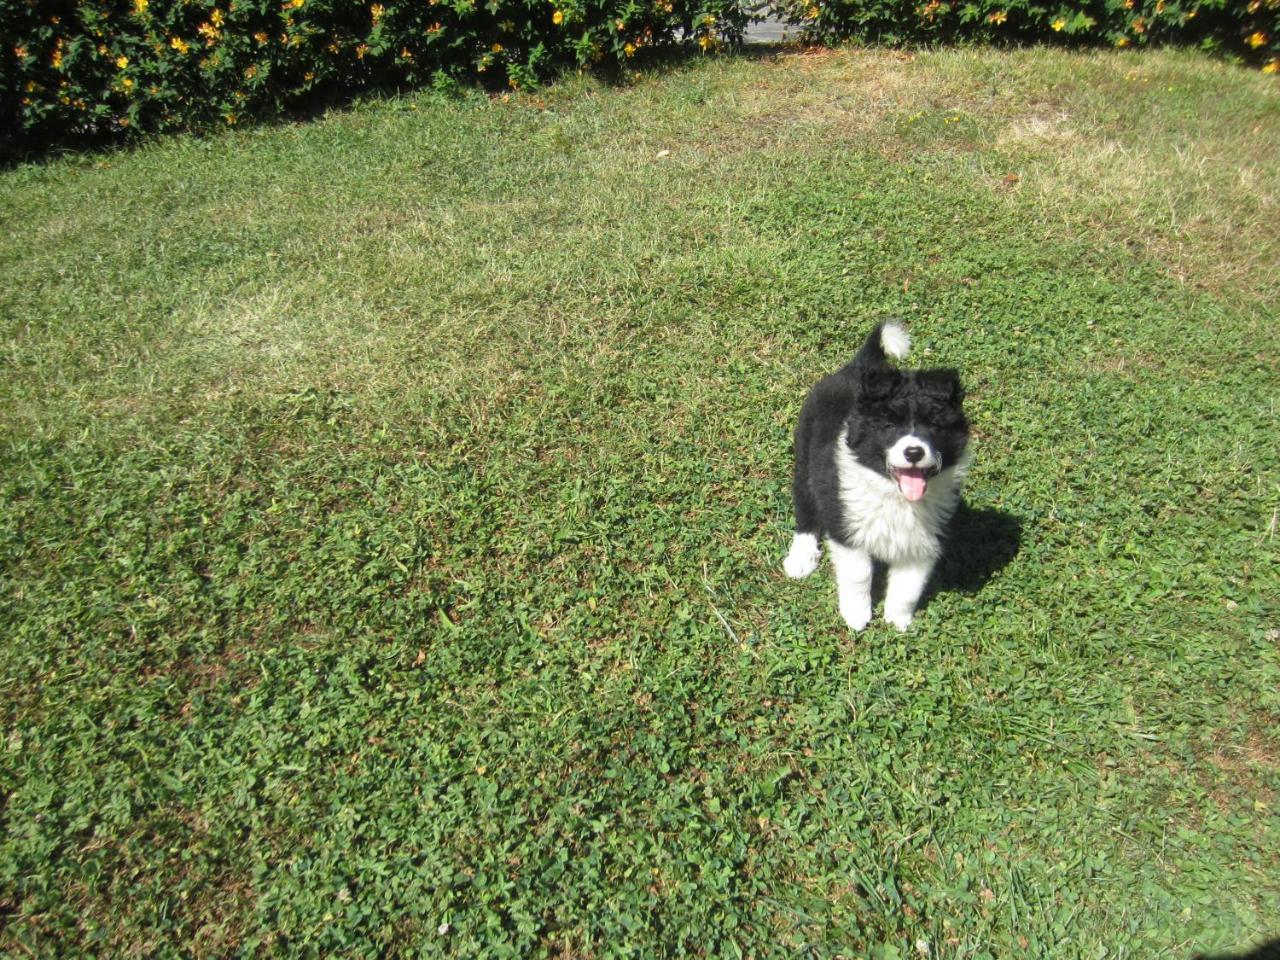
left=133, top=0, right=147, bottom=13
left=224, top=113, right=237, bottom=124
left=1185, top=7, right=1195, bottom=17
left=211, top=9, right=224, bottom=26
left=371, top=3, right=384, bottom=20
left=401, top=46, right=413, bottom=58
left=1051, top=17, right=1065, bottom=31
left=624, top=41, right=636, bottom=56
left=171, top=36, right=190, bottom=54
left=1155, top=0, right=1165, bottom=12
left=702, top=13, right=716, bottom=25
left=116, top=55, right=129, bottom=68
left=1116, top=36, right=1130, bottom=46
left=615, top=18, right=625, bottom=30
left=304, top=70, right=315, bottom=80
left=51, top=48, right=63, bottom=68
left=552, top=10, right=563, bottom=24
left=255, top=32, right=269, bottom=43
left=244, top=64, right=258, bottom=78
left=121, top=76, right=134, bottom=90
left=1247, top=31, right=1267, bottom=49
left=289, top=0, right=305, bottom=7
left=15, top=45, right=28, bottom=58
left=198, top=22, right=221, bottom=43
left=328, top=40, right=340, bottom=51
left=1263, top=59, right=1279, bottom=74
left=356, top=42, right=370, bottom=58
left=987, top=10, right=1007, bottom=24
left=491, top=42, right=504, bottom=52
left=1131, top=17, right=1145, bottom=33
left=698, top=33, right=712, bottom=49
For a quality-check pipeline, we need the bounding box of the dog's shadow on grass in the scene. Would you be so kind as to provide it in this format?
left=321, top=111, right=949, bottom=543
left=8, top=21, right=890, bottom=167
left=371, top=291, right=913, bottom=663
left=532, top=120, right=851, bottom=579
left=1194, top=939, right=1280, bottom=960
left=907, top=503, right=1023, bottom=611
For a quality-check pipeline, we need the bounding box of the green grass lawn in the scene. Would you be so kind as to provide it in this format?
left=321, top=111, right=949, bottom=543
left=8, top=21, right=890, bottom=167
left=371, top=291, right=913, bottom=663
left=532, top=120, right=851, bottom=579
left=2, top=44, right=1278, bottom=958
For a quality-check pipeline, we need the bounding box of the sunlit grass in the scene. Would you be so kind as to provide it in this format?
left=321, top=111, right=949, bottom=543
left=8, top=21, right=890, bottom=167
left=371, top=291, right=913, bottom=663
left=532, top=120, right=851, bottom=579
left=2, top=44, right=1277, bottom=957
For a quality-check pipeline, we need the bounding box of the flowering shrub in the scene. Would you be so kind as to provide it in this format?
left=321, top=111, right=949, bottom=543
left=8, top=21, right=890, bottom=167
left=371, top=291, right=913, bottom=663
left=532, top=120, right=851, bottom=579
left=778, top=0, right=1280, bottom=70
left=2, top=0, right=748, bottom=154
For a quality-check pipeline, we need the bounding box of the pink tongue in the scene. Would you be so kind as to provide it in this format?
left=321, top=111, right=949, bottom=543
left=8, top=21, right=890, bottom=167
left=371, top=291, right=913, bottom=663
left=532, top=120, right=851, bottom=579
left=896, top=469, right=928, bottom=502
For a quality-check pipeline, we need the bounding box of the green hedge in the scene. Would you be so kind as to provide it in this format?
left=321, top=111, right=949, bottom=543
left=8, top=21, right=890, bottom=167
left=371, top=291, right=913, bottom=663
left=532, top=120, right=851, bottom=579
left=2, top=0, right=747, bottom=154
left=5, top=0, right=1274, bottom=156
left=779, top=0, right=1280, bottom=67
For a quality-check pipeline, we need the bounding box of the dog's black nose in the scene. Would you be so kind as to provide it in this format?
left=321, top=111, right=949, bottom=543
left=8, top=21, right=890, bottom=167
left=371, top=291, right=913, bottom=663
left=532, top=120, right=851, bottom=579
left=903, top=445, right=925, bottom=464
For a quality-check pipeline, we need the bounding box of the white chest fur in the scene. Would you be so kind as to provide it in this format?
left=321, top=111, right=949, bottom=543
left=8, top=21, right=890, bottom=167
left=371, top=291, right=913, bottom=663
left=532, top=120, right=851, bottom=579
left=833, top=428, right=968, bottom=564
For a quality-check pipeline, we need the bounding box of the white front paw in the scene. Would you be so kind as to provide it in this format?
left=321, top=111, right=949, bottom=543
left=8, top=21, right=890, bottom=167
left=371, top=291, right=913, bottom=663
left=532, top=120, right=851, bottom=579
left=840, top=602, right=872, bottom=632
left=885, top=608, right=915, bottom=632
left=782, top=534, right=820, bottom=579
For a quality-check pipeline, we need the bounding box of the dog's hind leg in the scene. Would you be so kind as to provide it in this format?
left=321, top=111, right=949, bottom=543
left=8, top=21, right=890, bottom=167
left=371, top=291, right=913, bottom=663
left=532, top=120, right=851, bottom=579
left=783, top=420, right=823, bottom=579
left=783, top=530, right=821, bottom=579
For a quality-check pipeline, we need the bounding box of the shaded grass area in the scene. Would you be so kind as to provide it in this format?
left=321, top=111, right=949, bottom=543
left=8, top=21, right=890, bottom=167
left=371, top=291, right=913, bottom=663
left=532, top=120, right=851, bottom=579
left=2, top=45, right=1278, bottom=957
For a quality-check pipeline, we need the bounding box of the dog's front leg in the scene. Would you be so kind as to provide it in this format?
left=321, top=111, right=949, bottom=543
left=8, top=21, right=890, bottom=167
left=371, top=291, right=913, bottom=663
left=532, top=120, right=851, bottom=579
left=884, top=560, right=933, bottom=631
left=828, top=540, right=872, bottom=632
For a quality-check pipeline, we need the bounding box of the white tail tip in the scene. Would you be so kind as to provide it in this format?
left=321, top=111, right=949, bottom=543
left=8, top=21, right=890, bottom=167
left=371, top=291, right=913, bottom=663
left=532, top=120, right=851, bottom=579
left=881, top=322, right=911, bottom=360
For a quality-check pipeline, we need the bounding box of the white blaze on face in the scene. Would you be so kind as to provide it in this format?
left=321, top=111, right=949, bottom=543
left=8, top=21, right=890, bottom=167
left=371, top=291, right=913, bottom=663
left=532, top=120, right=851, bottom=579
left=886, top=434, right=939, bottom=502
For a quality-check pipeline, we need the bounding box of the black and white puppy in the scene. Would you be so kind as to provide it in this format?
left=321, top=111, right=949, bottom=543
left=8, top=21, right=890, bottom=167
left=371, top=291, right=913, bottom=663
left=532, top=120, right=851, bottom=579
left=783, top=321, right=970, bottom=631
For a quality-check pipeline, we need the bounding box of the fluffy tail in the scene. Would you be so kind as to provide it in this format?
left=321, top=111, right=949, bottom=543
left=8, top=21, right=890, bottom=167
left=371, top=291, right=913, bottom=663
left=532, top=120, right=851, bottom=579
left=853, top=320, right=912, bottom=367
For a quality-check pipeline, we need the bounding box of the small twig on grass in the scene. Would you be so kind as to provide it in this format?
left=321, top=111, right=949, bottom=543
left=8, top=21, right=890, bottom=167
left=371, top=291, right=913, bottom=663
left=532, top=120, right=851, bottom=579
left=710, top=602, right=742, bottom=646
left=702, top=563, right=750, bottom=646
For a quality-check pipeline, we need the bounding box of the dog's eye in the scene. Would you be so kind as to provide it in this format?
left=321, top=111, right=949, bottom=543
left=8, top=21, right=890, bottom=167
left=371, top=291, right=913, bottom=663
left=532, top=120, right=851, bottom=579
left=926, top=400, right=964, bottom=423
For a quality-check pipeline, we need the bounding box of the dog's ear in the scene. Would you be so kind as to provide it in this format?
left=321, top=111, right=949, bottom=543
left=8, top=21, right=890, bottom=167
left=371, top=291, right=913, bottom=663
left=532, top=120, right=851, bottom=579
left=858, top=367, right=899, bottom=404
left=916, top=369, right=964, bottom=405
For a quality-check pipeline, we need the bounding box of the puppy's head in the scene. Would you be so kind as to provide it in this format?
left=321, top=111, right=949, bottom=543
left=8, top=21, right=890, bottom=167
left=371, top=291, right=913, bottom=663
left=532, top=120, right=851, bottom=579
left=849, top=367, right=969, bottom=502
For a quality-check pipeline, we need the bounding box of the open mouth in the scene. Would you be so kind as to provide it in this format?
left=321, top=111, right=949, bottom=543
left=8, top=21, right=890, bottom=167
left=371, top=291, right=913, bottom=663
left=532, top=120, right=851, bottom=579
left=890, top=466, right=934, bottom=502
